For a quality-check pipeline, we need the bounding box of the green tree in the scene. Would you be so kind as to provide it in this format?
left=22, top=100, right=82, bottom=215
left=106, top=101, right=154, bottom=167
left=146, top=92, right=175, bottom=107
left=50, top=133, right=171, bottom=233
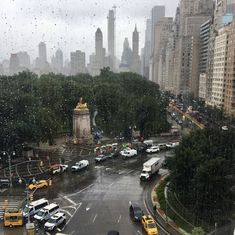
left=191, top=227, right=205, bottom=235
left=167, top=129, right=235, bottom=225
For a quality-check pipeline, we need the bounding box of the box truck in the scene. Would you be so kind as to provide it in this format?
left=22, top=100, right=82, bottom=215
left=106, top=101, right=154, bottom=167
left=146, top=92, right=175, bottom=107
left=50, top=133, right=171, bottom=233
left=140, top=157, right=161, bottom=180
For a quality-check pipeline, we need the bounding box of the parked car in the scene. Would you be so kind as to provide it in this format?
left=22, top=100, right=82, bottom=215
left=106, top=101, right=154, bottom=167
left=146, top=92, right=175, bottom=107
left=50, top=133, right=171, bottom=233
left=34, top=203, right=59, bottom=222
left=44, top=212, right=66, bottom=231
left=107, top=231, right=120, bottom=235
left=129, top=203, right=144, bottom=222
left=106, top=152, right=118, bottom=158
left=141, top=215, right=158, bottom=235
left=146, top=146, right=160, bottom=153
left=51, top=164, right=69, bottom=174
left=157, top=143, right=167, bottom=151
left=119, top=147, right=131, bottom=155
left=95, top=154, right=108, bottom=163
left=28, top=180, right=49, bottom=191
left=221, top=126, right=229, bottom=131
left=0, top=178, right=10, bottom=189
left=121, top=149, right=137, bottom=159
left=71, top=160, right=89, bottom=171
left=166, top=142, right=179, bottom=149
left=23, top=198, right=49, bottom=218
left=143, top=140, right=154, bottom=147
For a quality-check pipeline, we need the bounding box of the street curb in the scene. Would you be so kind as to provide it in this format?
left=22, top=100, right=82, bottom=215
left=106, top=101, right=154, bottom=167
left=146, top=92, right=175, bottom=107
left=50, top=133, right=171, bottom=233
left=151, top=174, right=190, bottom=235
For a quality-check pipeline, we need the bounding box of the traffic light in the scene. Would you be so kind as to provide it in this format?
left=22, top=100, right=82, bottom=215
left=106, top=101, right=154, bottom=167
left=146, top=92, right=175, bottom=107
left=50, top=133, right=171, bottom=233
left=29, top=193, right=33, bottom=202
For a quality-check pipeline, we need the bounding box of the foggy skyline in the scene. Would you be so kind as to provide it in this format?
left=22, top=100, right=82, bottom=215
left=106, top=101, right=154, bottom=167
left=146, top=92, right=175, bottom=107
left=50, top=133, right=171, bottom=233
left=0, top=0, right=179, bottom=62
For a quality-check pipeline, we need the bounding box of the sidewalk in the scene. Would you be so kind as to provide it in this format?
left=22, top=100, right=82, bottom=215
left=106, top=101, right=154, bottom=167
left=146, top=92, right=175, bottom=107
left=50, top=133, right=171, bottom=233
left=0, top=194, right=25, bottom=221
left=151, top=174, right=190, bottom=235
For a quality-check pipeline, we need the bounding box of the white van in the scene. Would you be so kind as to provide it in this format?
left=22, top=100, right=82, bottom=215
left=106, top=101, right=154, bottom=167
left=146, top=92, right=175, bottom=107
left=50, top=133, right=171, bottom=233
left=23, top=198, right=49, bottom=218
left=143, top=140, right=153, bottom=147
left=34, top=203, right=59, bottom=222
left=121, top=149, right=137, bottom=159
left=71, top=160, right=89, bottom=171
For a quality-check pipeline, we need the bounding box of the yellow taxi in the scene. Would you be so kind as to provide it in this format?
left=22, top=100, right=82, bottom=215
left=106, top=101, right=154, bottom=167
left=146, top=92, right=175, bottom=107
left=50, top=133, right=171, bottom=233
left=28, top=180, right=49, bottom=190
left=141, top=215, right=158, bottom=235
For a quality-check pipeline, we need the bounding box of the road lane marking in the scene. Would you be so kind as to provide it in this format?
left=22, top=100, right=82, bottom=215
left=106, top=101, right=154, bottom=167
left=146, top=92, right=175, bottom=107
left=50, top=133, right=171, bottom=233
left=124, top=169, right=135, bottom=175
left=69, top=183, right=94, bottom=196
left=15, top=165, right=20, bottom=177
left=86, top=202, right=92, bottom=211
left=95, top=166, right=104, bottom=169
left=61, top=203, right=82, bottom=231
left=117, top=215, right=122, bottom=223
left=27, top=162, right=32, bottom=175
left=143, top=191, right=170, bottom=235
left=136, top=230, right=142, bottom=235
left=63, top=196, right=77, bottom=206
left=67, top=205, right=77, bottom=210
left=108, top=182, right=115, bottom=187
left=92, top=214, right=97, bottom=223
left=60, top=209, right=72, bottom=217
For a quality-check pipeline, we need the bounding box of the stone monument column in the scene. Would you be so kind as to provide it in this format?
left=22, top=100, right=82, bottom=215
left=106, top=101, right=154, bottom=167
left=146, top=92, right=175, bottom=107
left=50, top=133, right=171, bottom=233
left=73, top=98, right=92, bottom=144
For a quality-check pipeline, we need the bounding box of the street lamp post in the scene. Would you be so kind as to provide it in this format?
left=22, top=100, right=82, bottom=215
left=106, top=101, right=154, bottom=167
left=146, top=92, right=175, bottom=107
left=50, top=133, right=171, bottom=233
left=2, top=151, right=15, bottom=188
left=19, top=177, right=36, bottom=225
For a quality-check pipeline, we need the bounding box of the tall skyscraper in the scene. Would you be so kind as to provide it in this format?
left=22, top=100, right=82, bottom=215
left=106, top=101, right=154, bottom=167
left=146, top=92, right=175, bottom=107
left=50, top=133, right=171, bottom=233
left=143, top=19, right=152, bottom=78
left=224, top=20, right=235, bottom=117
left=198, top=18, right=212, bottom=101
left=132, top=25, right=139, bottom=58
left=199, top=19, right=212, bottom=74
left=95, top=28, right=105, bottom=70
left=119, top=38, right=132, bottom=72
left=151, top=6, right=165, bottom=54
left=55, top=49, right=63, bottom=73
left=70, top=50, right=86, bottom=75
left=172, top=0, right=213, bottom=97
left=52, top=49, right=63, bottom=74
left=149, top=6, right=165, bottom=81
left=9, top=53, right=19, bottom=75
left=131, top=25, right=141, bottom=74
left=38, top=42, right=47, bottom=66
left=17, top=51, right=30, bottom=69
left=152, top=17, right=173, bottom=87
left=107, top=9, right=116, bottom=70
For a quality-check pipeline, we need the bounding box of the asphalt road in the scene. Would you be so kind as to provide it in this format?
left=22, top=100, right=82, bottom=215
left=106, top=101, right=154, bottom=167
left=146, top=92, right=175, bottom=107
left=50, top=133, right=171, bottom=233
left=1, top=144, right=175, bottom=235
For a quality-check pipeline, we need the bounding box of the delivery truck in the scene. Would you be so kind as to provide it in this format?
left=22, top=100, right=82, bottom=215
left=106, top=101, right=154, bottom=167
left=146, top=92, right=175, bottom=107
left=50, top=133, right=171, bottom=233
left=140, top=157, right=161, bottom=180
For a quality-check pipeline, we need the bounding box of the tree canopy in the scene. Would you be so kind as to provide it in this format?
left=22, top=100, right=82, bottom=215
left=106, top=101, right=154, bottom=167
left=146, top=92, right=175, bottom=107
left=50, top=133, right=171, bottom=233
left=0, top=70, right=170, bottom=150
left=167, top=129, right=235, bottom=225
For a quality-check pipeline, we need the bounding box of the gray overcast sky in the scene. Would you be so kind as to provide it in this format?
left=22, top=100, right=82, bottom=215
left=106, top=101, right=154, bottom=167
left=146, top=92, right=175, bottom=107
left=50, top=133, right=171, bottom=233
left=0, top=0, right=179, bottom=63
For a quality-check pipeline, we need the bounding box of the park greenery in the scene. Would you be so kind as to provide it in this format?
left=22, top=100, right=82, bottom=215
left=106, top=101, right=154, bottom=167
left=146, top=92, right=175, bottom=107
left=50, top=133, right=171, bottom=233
left=0, top=69, right=170, bottom=150
left=167, top=129, right=235, bottom=228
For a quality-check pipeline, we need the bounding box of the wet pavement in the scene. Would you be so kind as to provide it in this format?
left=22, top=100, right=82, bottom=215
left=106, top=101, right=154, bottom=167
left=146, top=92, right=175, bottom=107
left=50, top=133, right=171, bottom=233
left=1, top=138, right=178, bottom=235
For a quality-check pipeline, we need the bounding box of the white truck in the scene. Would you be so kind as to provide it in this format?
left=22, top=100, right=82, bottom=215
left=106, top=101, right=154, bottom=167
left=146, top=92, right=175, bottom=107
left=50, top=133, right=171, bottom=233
left=121, top=149, right=137, bottom=159
left=71, top=160, right=89, bottom=171
left=140, top=157, right=161, bottom=180
left=51, top=164, right=69, bottom=174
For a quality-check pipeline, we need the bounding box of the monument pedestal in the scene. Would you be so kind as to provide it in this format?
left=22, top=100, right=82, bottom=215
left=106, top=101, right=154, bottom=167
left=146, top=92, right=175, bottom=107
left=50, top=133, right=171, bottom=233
left=73, top=100, right=93, bottom=144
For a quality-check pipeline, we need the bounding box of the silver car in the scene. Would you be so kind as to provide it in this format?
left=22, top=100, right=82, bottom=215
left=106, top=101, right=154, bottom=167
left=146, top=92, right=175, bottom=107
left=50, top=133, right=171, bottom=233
left=44, top=212, right=66, bottom=231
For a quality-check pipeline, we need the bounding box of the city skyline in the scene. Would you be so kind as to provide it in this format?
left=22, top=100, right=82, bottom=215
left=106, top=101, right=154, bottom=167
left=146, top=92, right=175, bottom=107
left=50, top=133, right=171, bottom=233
left=0, top=0, right=179, bottom=62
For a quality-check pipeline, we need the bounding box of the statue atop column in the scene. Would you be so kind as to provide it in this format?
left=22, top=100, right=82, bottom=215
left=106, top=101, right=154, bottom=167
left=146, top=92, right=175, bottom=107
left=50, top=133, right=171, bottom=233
left=73, top=98, right=92, bottom=144
left=75, top=97, right=88, bottom=111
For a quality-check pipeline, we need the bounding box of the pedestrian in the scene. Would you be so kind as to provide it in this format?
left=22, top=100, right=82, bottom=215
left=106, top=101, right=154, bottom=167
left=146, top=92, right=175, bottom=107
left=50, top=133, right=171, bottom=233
left=153, top=204, right=156, bottom=211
